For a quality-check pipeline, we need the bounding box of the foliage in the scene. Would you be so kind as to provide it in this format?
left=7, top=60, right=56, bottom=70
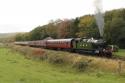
left=8, top=44, right=47, bottom=60
left=48, top=54, right=64, bottom=64
left=77, top=15, right=100, bottom=38
left=15, top=8, right=125, bottom=48
left=15, top=33, right=30, bottom=41
left=104, top=9, right=125, bottom=48
left=30, top=26, right=47, bottom=40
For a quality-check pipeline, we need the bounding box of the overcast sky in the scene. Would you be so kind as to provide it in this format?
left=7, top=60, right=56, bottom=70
left=0, top=0, right=125, bottom=33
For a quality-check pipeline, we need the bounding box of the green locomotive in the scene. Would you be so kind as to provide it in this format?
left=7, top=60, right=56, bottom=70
left=72, top=38, right=112, bottom=57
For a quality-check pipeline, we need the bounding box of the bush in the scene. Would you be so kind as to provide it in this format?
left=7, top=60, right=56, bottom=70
left=8, top=45, right=47, bottom=60
left=48, top=54, right=64, bottom=64
left=31, top=48, right=47, bottom=60
left=73, top=61, right=88, bottom=71
left=72, top=57, right=92, bottom=71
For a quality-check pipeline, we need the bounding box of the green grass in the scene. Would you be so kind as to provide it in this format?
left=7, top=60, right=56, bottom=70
left=114, top=49, right=125, bottom=57
left=0, top=47, right=125, bottom=83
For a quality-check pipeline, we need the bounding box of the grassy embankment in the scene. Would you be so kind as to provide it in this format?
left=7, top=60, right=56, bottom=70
left=114, top=49, right=125, bottom=58
left=0, top=44, right=125, bottom=83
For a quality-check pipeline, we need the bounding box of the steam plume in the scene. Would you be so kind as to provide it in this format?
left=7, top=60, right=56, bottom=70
left=94, top=0, right=104, bottom=37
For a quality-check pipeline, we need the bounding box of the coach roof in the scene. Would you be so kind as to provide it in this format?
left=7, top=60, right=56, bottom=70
left=47, top=38, right=74, bottom=42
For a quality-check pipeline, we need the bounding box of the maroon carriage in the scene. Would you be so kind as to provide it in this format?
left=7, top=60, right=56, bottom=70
left=29, top=40, right=47, bottom=47
left=46, top=39, right=73, bottom=49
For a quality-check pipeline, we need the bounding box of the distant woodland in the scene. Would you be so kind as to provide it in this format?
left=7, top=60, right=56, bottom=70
left=15, top=8, right=125, bottom=48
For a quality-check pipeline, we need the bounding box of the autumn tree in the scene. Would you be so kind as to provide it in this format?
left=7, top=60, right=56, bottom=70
left=57, top=19, right=72, bottom=38
left=76, top=15, right=99, bottom=38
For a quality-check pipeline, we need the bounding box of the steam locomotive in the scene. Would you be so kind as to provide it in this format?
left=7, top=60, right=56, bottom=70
left=14, top=38, right=113, bottom=57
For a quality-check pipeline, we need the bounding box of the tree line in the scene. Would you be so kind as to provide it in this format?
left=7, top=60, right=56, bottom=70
left=15, top=8, right=125, bottom=48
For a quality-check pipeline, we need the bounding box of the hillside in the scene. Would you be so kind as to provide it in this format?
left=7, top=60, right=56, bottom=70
left=0, top=33, right=18, bottom=38
left=0, top=46, right=125, bottom=83
left=0, top=32, right=27, bottom=42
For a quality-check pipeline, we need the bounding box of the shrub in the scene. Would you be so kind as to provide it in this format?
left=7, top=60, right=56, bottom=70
left=73, top=61, right=88, bottom=71
left=8, top=45, right=47, bottom=60
left=48, top=54, right=64, bottom=64
left=72, top=57, right=92, bottom=71
left=31, top=48, right=47, bottom=60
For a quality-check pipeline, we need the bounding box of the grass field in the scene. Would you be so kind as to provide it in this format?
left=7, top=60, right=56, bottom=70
left=114, top=49, right=125, bottom=57
left=0, top=47, right=125, bottom=83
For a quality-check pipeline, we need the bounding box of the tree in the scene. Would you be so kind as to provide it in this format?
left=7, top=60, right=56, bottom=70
left=45, top=21, right=57, bottom=38
left=57, top=19, right=72, bottom=38
left=30, top=26, right=45, bottom=40
left=69, top=18, right=80, bottom=37
left=76, top=15, right=100, bottom=38
left=104, top=17, right=125, bottom=48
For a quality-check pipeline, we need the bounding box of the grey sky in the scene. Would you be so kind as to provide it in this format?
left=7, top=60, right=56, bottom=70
left=0, top=0, right=125, bottom=33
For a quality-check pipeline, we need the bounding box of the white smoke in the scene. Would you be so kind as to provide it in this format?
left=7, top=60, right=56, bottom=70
left=94, top=0, right=104, bottom=37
